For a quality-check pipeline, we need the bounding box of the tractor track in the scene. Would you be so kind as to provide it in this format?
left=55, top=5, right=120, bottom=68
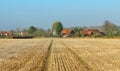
left=41, top=40, right=53, bottom=71
left=0, top=39, right=92, bottom=71
left=61, top=40, right=93, bottom=71
left=47, top=39, right=93, bottom=71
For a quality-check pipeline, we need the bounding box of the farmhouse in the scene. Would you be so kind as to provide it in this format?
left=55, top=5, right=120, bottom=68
left=81, top=29, right=103, bottom=36
left=52, top=30, right=57, bottom=36
left=12, top=31, right=28, bottom=36
left=0, top=32, right=13, bottom=36
left=61, top=29, right=75, bottom=37
left=21, top=32, right=28, bottom=36
left=0, top=31, right=28, bottom=37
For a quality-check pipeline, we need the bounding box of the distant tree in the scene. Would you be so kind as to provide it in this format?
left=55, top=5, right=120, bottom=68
left=28, top=26, right=37, bottom=34
left=27, top=26, right=52, bottom=37
left=21, top=28, right=27, bottom=32
left=74, top=26, right=83, bottom=37
left=47, top=29, right=52, bottom=37
left=15, top=27, right=20, bottom=33
left=115, top=27, right=120, bottom=36
left=52, top=21, right=63, bottom=36
left=34, top=28, right=43, bottom=36
left=102, top=20, right=118, bottom=36
left=9, top=29, right=15, bottom=33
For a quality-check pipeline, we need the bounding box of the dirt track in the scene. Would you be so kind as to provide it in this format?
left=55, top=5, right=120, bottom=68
left=47, top=39, right=93, bottom=71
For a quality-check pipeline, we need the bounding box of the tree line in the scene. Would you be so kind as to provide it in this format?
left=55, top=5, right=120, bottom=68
left=1, top=20, right=120, bottom=38
left=51, top=20, right=120, bottom=37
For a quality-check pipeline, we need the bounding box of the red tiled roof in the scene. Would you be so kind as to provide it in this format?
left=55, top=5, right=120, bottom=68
left=0, top=32, right=13, bottom=36
left=81, top=29, right=100, bottom=35
left=81, top=30, right=92, bottom=35
left=61, top=29, right=72, bottom=35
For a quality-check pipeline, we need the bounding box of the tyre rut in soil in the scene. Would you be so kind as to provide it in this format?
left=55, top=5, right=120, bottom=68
left=41, top=40, right=53, bottom=71
left=61, top=41, right=93, bottom=71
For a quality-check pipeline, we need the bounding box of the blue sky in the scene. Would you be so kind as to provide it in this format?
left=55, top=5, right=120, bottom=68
left=0, top=0, right=120, bottom=30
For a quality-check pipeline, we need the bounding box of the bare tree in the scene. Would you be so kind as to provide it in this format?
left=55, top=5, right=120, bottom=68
left=102, top=20, right=118, bottom=36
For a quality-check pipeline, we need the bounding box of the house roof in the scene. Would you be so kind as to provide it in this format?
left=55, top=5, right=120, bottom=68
left=87, top=29, right=100, bottom=32
left=61, top=29, right=73, bottom=35
left=81, top=29, right=100, bottom=35
left=0, top=31, right=13, bottom=36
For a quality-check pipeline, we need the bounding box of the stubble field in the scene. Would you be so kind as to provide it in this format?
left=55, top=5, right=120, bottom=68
left=0, top=38, right=120, bottom=71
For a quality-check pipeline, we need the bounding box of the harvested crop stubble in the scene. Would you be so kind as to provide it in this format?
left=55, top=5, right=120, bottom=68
left=62, top=38, right=120, bottom=71
left=0, top=38, right=120, bottom=71
left=0, top=39, right=52, bottom=71
left=48, top=39, right=89, bottom=71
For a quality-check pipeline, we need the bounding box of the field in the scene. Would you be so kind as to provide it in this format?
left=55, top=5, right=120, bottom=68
left=0, top=38, right=120, bottom=71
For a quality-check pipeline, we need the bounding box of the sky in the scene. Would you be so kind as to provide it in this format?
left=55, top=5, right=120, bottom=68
left=0, top=0, right=120, bottom=30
